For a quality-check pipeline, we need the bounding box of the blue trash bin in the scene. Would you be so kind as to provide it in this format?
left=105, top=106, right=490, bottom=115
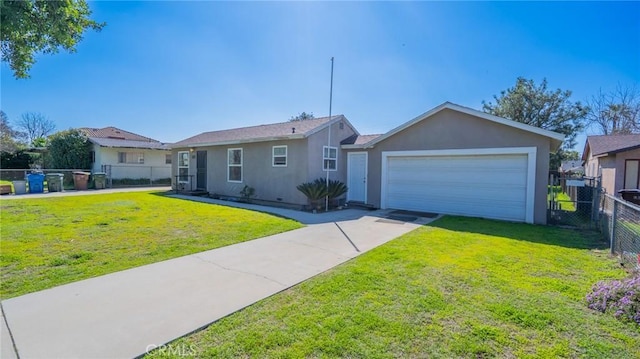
left=27, top=173, right=45, bottom=193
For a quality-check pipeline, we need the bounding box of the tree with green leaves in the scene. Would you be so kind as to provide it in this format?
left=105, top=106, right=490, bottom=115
left=0, top=110, right=25, bottom=153
left=483, top=78, right=587, bottom=149
left=483, top=78, right=588, bottom=170
left=1, top=0, right=105, bottom=79
left=290, top=112, right=315, bottom=121
left=47, top=129, right=92, bottom=169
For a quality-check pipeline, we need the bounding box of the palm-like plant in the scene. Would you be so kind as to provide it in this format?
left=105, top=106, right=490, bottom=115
left=297, top=178, right=348, bottom=210
left=327, top=179, right=347, bottom=200
left=296, top=180, right=328, bottom=203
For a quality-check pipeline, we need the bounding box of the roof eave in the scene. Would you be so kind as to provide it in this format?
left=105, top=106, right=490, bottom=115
left=341, top=144, right=364, bottom=150
left=609, top=143, right=640, bottom=155
left=173, top=134, right=306, bottom=149
left=304, top=115, right=360, bottom=138
left=364, top=102, right=566, bottom=149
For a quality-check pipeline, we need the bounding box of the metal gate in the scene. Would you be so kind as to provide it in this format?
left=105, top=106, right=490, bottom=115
left=548, top=174, right=601, bottom=229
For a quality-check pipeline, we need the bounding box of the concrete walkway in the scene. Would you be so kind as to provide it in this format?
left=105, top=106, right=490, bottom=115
left=1, top=198, right=439, bottom=359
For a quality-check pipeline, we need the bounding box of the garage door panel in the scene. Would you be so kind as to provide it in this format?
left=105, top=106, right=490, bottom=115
left=385, top=153, right=529, bottom=222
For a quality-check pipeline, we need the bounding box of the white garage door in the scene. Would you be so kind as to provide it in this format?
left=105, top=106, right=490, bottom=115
left=383, top=151, right=533, bottom=222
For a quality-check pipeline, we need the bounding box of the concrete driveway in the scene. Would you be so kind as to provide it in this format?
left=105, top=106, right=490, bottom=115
left=1, top=199, right=438, bottom=359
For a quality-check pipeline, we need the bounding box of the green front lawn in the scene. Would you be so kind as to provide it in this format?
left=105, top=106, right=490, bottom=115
left=148, top=217, right=639, bottom=358
left=0, top=191, right=301, bottom=298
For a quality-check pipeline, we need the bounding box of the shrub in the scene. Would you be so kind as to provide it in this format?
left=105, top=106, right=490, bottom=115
left=327, top=179, right=347, bottom=200
left=586, top=273, right=640, bottom=325
left=0, top=150, right=33, bottom=169
left=239, top=185, right=256, bottom=203
left=48, top=129, right=92, bottom=169
left=297, top=178, right=348, bottom=210
left=297, top=179, right=328, bottom=210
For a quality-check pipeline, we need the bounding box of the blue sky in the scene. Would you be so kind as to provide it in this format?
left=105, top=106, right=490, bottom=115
left=1, top=1, right=639, bottom=151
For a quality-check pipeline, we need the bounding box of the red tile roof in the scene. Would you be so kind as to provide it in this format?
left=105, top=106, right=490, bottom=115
left=79, top=127, right=159, bottom=142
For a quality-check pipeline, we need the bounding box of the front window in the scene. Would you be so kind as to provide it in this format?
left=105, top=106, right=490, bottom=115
left=323, top=146, right=337, bottom=171
left=273, top=145, right=287, bottom=167
left=165, top=154, right=172, bottom=164
left=624, top=159, right=640, bottom=189
left=178, top=151, right=189, bottom=183
left=118, top=152, right=144, bottom=164
left=228, top=148, right=243, bottom=182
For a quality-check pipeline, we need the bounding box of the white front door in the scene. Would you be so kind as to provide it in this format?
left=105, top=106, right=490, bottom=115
left=347, top=152, right=368, bottom=203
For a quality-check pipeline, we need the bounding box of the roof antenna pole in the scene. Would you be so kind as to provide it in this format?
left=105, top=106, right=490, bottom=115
left=326, top=57, right=334, bottom=212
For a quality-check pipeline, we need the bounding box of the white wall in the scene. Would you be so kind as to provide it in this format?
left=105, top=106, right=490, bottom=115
left=95, top=147, right=171, bottom=180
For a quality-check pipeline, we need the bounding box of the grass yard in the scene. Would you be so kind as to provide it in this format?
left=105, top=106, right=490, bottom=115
left=147, top=216, right=639, bottom=358
left=0, top=191, right=301, bottom=298
left=548, top=186, right=576, bottom=212
left=555, top=191, right=577, bottom=212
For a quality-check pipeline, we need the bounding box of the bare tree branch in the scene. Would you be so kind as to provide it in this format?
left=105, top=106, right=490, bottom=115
left=586, top=84, right=640, bottom=135
left=17, top=112, right=56, bottom=145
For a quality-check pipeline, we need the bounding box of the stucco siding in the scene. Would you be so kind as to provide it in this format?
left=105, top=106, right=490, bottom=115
left=170, top=120, right=356, bottom=206
left=95, top=147, right=171, bottom=180
left=348, top=109, right=553, bottom=224
left=583, top=148, right=640, bottom=196
left=306, top=120, right=357, bottom=186
left=173, top=139, right=310, bottom=205
left=595, top=156, right=617, bottom=196
left=615, top=148, right=640, bottom=193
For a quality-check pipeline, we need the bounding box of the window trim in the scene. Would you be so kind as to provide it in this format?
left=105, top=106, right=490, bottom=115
left=323, top=146, right=338, bottom=171
left=624, top=159, right=640, bottom=189
left=177, top=151, right=189, bottom=183
left=227, top=148, right=243, bottom=183
left=117, top=151, right=145, bottom=164
left=272, top=145, right=288, bottom=167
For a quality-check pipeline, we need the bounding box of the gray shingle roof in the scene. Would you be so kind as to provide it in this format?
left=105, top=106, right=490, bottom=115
left=340, top=134, right=382, bottom=146
left=173, top=116, right=342, bottom=147
left=585, top=134, right=640, bottom=158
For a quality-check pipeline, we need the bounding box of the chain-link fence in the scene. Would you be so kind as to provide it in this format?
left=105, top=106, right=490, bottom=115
left=600, top=194, right=640, bottom=271
left=548, top=174, right=601, bottom=229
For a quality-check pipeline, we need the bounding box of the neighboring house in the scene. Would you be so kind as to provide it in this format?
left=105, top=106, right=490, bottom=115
left=79, top=127, right=172, bottom=181
left=559, top=160, right=584, bottom=174
left=172, top=102, right=564, bottom=224
left=582, top=134, right=640, bottom=196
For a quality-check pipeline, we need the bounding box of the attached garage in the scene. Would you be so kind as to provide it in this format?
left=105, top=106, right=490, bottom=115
left=342, top=102, right=565, bottom=224
left=381, top=148, right=536, bottom=223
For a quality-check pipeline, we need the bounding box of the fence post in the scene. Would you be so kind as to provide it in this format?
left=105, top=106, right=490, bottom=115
left=610, top=200, right=617, bottom=255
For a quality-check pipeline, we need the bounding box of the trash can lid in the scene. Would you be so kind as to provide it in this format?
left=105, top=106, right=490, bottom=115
left=27, top=173, right=45, bottom=177
left=46, top=173, right=64, bottom=176
left=618, top=189, right=640, bottom=194
left=93, top=172, right=106, bottom=175
left=73, top=171, right=91, bottom=175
